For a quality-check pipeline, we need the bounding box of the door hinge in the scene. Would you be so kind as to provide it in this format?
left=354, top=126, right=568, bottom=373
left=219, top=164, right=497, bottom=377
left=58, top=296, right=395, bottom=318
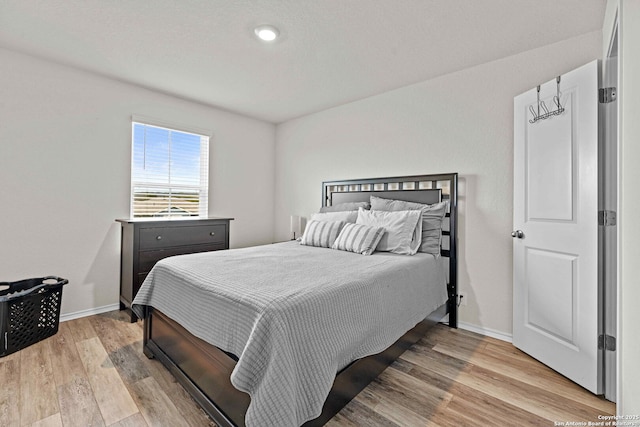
left=598, top=210, right=617, bottom=226
left=599, top=87, right=617, bottom=103
left=598, top=334, right=616, bottom=351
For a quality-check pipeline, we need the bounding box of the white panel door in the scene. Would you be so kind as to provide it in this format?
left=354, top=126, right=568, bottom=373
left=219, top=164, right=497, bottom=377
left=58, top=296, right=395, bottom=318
left=513, top=60, right=601, bottom=394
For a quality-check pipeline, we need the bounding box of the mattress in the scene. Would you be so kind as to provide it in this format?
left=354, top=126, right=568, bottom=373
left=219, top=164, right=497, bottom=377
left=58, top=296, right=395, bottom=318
left=132, top=241, right=447, bottom=427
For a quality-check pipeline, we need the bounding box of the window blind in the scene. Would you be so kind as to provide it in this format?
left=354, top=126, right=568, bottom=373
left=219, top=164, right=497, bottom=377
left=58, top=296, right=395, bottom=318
left=131, top=122, right=209, bottom=218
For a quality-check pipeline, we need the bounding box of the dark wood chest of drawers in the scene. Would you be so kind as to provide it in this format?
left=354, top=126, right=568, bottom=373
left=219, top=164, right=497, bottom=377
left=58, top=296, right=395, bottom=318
left=116, top=217, right=232, bottom=321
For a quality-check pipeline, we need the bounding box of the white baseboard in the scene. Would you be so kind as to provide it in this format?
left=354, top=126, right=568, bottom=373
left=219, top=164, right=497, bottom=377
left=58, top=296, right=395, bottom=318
left=458, top=321, right=513, bottom=343
left=59, top=303, right=120, bottom=323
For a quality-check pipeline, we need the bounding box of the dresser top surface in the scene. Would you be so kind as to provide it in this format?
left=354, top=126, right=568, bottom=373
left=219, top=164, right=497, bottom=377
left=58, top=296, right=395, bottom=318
left=116, top=216, right=233, bottom=224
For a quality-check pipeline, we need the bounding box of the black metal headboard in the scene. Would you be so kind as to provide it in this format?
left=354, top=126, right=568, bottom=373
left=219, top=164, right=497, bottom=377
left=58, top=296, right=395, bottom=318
left=321, top=173, right=458, bottom=328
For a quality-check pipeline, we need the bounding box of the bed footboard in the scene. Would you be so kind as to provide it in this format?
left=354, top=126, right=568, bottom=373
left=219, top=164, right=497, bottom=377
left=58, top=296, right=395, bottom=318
left=144, top=308, right=248, bottom=426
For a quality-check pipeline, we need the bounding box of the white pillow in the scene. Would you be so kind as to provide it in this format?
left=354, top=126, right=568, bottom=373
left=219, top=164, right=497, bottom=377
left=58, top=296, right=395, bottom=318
left=311, top=210, right=358, bottom=224
left=332, top=223, right=385, bottom=256
left=355, top=207, right=422, bottom=255
left=370, top=196, right=448, bottom=255
left=300, top=220, right=344, bottom=248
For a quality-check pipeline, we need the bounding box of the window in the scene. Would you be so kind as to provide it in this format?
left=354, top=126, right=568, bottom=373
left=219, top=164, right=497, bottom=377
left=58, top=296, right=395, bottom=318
left=131, top=121, right=209, bottom=218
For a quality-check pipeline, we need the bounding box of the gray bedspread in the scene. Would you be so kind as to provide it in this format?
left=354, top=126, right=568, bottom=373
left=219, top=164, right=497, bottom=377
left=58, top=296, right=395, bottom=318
left=132, top=241, right=447, bottom=427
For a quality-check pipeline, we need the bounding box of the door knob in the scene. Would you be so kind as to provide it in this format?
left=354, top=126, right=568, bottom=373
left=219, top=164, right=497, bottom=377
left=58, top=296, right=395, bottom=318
left=511, top=230, right=524, bottom=239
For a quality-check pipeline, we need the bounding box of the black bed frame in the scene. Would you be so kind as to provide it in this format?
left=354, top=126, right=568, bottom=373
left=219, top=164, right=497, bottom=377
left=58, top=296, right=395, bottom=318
left=142, top=172, right=459, bottom=426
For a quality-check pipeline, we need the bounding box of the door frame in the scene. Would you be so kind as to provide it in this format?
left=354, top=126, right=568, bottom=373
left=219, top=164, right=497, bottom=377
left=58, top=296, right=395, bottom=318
left=602, top=8, right=620, bottom=404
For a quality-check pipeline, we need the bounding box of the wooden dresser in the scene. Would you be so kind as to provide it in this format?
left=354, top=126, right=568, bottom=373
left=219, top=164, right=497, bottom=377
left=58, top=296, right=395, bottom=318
left=116, top=217, right=233, bottom=322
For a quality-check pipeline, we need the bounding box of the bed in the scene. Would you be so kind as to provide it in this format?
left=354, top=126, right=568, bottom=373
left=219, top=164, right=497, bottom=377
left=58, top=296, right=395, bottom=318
left=132, top=173, right=458, bottom=427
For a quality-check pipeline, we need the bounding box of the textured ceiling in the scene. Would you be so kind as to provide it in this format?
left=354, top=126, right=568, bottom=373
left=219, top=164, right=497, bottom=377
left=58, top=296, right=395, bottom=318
left=0, top=0, right=605, bottom=123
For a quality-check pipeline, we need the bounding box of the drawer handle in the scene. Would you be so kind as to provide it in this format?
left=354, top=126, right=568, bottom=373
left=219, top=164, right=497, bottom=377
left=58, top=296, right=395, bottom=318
left=156, top=236, right=162, bottom=240
left=210, top=232, right=216, bottom=236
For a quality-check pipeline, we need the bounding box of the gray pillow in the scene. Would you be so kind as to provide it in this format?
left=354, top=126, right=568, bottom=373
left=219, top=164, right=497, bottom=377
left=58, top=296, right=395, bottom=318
left=370, top=195, right=448, bottom=255
left=311, top=211, right=358, bottom=224
left=319, top=201, right=370, bottom=213
left=332, top=223, right=385, bottom=256
left=300, top=220, right=344, bottom=248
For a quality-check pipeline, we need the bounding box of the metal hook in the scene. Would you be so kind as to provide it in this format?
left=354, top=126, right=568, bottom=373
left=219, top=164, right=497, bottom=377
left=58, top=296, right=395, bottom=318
left=529, top=86, right=542, bottom=123
left=529, top=77, right=565, bottom=124
left=540, top=100, right=549, bottom=115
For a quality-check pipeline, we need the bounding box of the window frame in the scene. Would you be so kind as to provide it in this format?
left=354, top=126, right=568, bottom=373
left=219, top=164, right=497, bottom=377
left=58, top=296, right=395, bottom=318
left=130, top=116, right=211, bottom=219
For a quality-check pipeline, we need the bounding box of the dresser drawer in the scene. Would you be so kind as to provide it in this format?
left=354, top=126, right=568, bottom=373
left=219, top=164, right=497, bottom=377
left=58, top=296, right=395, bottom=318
left=139, top=224, right=226, bottom=249
left=138, top=243, right=226, bottom=273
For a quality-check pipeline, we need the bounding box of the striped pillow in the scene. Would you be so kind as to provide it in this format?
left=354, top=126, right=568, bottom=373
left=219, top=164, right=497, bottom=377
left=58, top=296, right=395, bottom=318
left=332, top=223, right=385, bottom=256
left=300, top=220, right=344, bottom=248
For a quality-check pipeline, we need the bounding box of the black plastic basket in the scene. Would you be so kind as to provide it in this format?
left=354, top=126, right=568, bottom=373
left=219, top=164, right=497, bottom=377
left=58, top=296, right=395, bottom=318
left=0, top=276, right=68, bottom=357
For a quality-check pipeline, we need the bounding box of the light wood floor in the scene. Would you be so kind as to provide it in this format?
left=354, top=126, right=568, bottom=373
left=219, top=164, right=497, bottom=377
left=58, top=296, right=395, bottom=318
left=0, top=310, right=614, bottom=427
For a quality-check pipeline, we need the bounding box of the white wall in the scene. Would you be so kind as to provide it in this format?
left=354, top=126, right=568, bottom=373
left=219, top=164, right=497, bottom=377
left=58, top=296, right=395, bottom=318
left=0, top=48, right=276, bottom=316
left=274, top=32, right=601, bottom=335
left=616, top=0, right=640, bottom=415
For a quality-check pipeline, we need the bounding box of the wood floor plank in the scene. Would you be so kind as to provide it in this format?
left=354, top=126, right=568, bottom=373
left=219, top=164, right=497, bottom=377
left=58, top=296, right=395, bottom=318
left=433, top=338, right=616, bottom=413
left=46, top=321, right=87, bottom=387
left=129, top=376, right=189, bottom=427
left=106, top=343, right=151, bottom=387
left=330, top=398, right=400, bottom=427
left=29, top=412, right=63, bottom=427
left=0, top=355, right=21, bottom=427
left=324, top=413, right=361, bottom=427
left=67, top=317, right=98, bottom=342
left=421, top=325, right=488, bottom=352
left=401, top=338, right=471, bottom=379
left=134, top=343, right=176, bottom=388
left=76, top=337, right=138, bottom=425
left=497, top=346, right=613, bottom=414
left=133, top=343, right=217, bottom=427
left=363, top=363, right=472, bottom=427
left=0, top=349, right=21, bottom=363
left=403, top=342, right=612, bottom=423
left=106, top=412, right=148, bottom=427
left=399, top=357, right=552, bottom=427
left=89, top=314, right=156, bottom=395
left=90, top=314, right=143, bottom=352
left=19, top=340, right=59, bottom=425
left=365, top=366, right=453, bottom=418
left=57, top=377, right=105, bottom=427
left=371, top=397, right=439, bottom=427
left=432, top=325, right=610, bottom=415
left=445, top=386, right=548, bottom=427
left=352, top=382, right=446, bottom=427
left=470, top=363, right=611, bottom=421
left=151, top=369, right=216, bottom=427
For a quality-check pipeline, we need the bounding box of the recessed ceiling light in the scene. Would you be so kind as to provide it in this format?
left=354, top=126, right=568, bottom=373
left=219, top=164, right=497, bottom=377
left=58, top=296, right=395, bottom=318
left=254, top=25, right=279, bottom=42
